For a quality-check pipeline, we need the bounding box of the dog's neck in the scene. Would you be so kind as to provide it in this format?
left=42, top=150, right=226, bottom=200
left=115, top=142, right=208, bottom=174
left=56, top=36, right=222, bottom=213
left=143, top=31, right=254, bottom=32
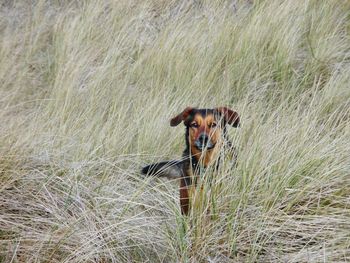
left=190, top=144, right=221, bottom=168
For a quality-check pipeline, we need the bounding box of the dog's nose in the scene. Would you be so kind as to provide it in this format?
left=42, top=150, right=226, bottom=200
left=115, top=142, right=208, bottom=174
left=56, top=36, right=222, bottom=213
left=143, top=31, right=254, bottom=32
left=194, top=133, right=215, bottom=150
left=197, top=134, right=209, bottom=145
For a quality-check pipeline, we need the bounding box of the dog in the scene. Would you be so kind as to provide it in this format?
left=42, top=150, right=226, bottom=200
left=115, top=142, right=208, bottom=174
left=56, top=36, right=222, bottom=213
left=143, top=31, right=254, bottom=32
left=142, top=107, right=240, bottom=215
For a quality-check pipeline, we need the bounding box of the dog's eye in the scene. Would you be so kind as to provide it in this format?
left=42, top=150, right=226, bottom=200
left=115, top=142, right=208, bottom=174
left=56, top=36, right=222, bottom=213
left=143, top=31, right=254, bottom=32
left=209, top=123, right=217, bottom=128
left=190, top=122, right=199, bottom=128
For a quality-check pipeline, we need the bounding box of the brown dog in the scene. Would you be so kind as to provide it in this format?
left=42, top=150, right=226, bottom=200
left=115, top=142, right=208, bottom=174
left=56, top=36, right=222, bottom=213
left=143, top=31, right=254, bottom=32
left=142, top=107, right=240, bottom=215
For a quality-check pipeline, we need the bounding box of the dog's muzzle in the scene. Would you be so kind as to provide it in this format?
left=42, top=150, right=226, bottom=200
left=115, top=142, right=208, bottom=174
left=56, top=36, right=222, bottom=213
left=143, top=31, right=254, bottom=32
left=194, top=133, right=215, bottom=150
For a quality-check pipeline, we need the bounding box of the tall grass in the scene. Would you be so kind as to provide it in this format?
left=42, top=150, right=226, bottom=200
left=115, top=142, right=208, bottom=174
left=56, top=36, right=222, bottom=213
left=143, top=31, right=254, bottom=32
left=1, top=0, right=350, bottom=262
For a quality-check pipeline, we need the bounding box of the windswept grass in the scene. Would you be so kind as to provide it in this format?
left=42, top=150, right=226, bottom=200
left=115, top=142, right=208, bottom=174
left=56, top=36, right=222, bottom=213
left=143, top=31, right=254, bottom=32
left=1, top=0, right=350, bottom=262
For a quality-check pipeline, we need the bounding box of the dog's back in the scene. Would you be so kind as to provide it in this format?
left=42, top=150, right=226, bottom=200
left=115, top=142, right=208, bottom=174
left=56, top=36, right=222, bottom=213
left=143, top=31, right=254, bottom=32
left=141, top=160, right=184, bottom=179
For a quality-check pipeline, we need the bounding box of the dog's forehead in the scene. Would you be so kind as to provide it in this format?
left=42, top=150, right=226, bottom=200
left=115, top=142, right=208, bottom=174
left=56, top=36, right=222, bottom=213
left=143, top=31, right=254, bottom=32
left=197, top=108, right=214, bottom=115
left=184, top=108, right=222, bottom=125
left=191, top=108, right=220, bottom=120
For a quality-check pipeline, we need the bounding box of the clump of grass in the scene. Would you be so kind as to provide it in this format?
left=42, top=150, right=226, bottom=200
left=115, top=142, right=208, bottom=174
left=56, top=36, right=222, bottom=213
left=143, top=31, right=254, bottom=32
left=1, top=0, right=350, bottom=262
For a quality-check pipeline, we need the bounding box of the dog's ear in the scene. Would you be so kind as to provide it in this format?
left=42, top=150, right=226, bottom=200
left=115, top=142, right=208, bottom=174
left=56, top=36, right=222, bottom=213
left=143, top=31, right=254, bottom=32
left=215, top=107, right=240, bottom=127
left=170, top=107, right=193, bottom=126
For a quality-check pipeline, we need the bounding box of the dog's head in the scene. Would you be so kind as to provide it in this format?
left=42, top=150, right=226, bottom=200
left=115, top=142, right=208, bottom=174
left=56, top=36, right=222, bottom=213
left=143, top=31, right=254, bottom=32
left=170, top=107, right=239, bottom=164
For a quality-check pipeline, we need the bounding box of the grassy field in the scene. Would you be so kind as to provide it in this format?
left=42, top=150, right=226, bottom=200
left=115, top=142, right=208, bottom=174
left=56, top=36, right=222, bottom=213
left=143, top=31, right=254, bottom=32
left=1, top=0, right=350, bottom=262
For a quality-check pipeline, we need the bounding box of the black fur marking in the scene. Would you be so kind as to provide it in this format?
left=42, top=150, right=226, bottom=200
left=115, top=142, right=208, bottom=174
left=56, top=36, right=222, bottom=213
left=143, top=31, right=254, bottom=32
left=142, top=160, right=184, bottom=179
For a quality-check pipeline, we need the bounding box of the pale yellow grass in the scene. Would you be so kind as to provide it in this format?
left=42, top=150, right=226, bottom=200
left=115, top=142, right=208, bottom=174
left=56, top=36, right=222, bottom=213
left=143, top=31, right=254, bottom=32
left=1, top=0, right=350, bottom=262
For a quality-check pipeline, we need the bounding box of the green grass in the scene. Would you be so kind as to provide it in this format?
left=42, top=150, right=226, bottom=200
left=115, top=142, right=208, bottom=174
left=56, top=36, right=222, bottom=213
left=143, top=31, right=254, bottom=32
left=1, top=0, right=350, bottom=262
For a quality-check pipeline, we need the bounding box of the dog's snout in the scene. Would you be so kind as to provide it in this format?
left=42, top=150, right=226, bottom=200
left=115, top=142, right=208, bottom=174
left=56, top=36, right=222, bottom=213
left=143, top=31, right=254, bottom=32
left=194, top=133, right=215, bottom=150
left=198, top=134, right=209, bottom=145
